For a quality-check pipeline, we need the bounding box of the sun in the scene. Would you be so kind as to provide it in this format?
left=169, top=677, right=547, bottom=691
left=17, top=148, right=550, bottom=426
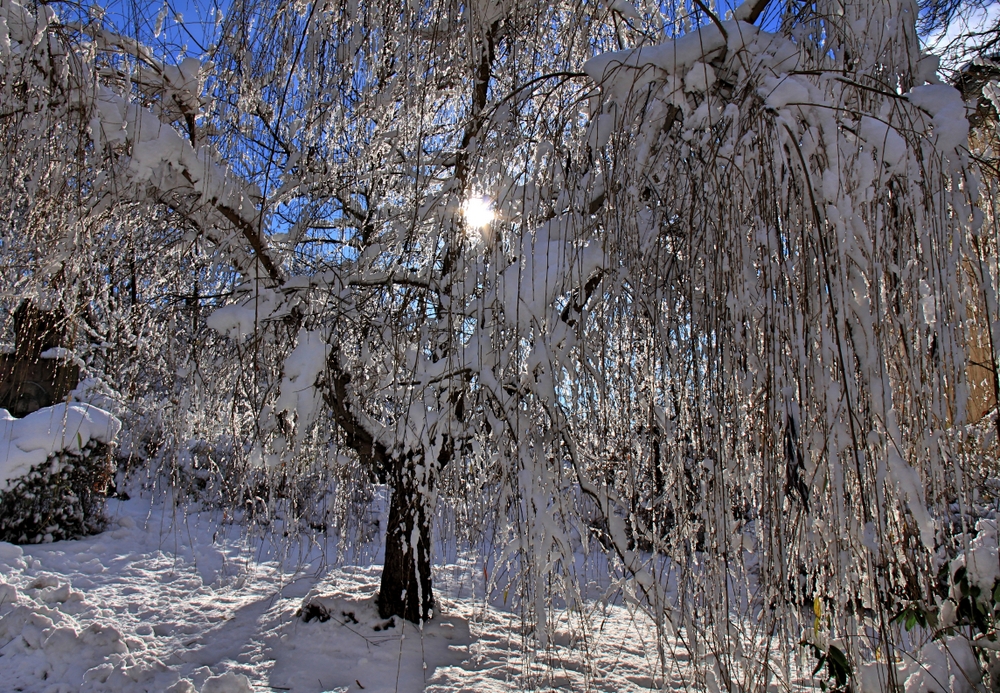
left=462, top=196, right=495, bottom=228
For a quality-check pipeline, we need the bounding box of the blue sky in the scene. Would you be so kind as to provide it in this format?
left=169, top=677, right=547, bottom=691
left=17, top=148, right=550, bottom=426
left=98, top=0, right=225, bottom=61
left=98, top=0, right=788, bottom=64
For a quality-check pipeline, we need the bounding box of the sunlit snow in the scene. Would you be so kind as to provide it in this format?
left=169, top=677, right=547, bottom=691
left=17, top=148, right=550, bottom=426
left=0, top=497, right=690, bottom=693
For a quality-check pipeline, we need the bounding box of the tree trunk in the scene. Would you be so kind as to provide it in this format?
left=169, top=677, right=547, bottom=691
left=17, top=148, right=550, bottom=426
left=0, top=301, right=80, bottom=417
left=323, top=352, right=439, bottom=624
left=377, top=454, right=434, bottom=622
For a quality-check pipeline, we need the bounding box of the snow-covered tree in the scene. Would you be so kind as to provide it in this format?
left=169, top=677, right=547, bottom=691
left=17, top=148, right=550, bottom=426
left=581, top=0, right=994, bottom=683
left=2, top=0, right=997, bottom=686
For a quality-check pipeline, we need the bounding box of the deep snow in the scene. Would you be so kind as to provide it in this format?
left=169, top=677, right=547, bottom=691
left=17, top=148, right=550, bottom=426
left=2, top=492, right=991, bottom=692
left=0, top=496, right=678, bottom=692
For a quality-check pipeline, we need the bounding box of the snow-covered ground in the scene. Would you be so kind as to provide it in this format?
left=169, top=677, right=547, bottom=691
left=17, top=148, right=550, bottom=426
left=0, top=496, right=674, bottom=692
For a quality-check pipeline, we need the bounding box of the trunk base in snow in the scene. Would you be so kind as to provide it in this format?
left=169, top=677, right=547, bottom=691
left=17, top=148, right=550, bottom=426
left=377, top=457, right=434, bottom=623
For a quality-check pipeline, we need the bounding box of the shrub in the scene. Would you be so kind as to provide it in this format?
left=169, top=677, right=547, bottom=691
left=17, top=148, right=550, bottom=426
left=0, top=442, right=114, bottom=544
left=0, top=404, right=121, bottom=543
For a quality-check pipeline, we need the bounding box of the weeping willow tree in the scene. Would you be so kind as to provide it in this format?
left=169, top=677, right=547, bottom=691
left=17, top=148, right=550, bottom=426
left=571, top=0, right=998, bottom=687
left=2, top=0, right=997, bottom=686
left=198, top=0, right=996, bottom=679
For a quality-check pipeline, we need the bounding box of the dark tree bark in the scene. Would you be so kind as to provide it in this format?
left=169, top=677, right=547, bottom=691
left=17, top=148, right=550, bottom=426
left=0, top=301, right=80, bottom=417
left=323, top=349, right=438, bottom=623
left=377, top=453, right=435, bottom=622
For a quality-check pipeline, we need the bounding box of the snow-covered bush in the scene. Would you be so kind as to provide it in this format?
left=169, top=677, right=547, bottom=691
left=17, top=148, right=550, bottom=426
left=0, top=404, right=121, bottom=544
left=883, top=519, right=1000, bottom=692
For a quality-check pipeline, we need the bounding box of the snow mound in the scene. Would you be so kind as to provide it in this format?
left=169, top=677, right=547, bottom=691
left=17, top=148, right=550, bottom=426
left=0, top=404, right=121, bottom=491
left=200, top=672, right=253, bottom=693
left=0, top=573, right=177, bottom=692
left=282, top=589, right=471, bottom=693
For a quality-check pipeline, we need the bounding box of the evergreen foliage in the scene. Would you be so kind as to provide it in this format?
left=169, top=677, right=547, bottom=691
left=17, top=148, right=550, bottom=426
left=0, top=442, right=114, bottom=544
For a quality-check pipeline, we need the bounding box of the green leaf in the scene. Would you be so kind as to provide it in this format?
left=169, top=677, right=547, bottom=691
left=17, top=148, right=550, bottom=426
left=827, top=645, right=851, bottom=686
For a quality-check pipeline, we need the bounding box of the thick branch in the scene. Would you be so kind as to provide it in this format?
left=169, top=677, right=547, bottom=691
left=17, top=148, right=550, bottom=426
left=171, top=169, right=284, bottom=285
left=215, top=202, right=285, bottom=285
left=322, top=348, right=393, bottom=475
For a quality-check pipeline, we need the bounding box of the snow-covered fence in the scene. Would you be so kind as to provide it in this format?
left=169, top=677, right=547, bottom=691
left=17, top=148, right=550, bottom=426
left=0, top=404, right=121, bottom=544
